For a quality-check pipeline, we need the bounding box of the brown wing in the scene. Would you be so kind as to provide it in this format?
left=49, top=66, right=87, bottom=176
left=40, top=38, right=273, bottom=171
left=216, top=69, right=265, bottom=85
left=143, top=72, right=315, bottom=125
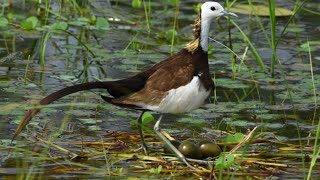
left=104, top=49, right=191, bottom=98
left=111, top=59, right=195, bottom=106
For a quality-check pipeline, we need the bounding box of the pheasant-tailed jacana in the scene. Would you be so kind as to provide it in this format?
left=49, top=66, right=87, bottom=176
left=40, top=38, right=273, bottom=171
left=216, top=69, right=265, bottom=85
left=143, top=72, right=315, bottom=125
left=13, top=2, right=236, bottom=168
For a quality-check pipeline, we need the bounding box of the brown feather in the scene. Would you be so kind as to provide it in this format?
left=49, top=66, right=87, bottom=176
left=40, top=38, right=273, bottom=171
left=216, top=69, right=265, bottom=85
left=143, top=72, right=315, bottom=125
left=111, top=48, right=213, bottom=107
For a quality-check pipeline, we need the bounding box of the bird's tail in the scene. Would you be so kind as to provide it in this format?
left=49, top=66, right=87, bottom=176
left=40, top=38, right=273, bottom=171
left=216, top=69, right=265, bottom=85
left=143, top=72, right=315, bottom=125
left=12, top=82, right=112, bottom=140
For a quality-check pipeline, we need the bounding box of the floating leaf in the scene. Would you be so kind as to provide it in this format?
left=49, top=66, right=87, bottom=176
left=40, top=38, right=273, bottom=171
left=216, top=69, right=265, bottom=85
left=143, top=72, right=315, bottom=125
left=115, top=110, right=130, bottom=117
left=215, top=78, right=250, bottom=89
left=260, top=123, right=285, bottom=129
left=0, top=103, right=21, bottom=114
left=69, top=17, right=90, bottom=26
left=0, top=17, right=9, bottom=28
left=285, top=27, right=305, bottom=33
left=178, top=117, right=206, bottom=124
left=230, top=4, right=294, bottom=17
left=51, top=22, right=68, bottom=30
left=227, top=120, right=256, bottom=127
left=224, top=133, right=245, bottom=143
left=132, top=0, right=142, bottom=8
left=0, top=81, right=12, bottom=87
left=298, top=40, right=320, bottom=52
left=21, top=16, right=38, bottom=30
left=78, top=118, right=101, bottom=124
left=4, top=88, right=16, bottom=93
left=215, top=154, right=235, bottom=170
left=95, top=17, right=109, bottom=30
left=58, top=74, right=78, bottom=82
left=88, top=125, right=102, bottom=131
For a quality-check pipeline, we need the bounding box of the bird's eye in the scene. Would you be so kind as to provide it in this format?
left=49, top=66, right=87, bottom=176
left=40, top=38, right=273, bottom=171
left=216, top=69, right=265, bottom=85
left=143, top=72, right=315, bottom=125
left=211, top=6, right=216, bottom=11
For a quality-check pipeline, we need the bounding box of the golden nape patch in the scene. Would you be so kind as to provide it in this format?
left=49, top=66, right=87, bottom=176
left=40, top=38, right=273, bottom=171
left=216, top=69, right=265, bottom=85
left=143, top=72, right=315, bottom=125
left=185, top=15, right=201, bottom=53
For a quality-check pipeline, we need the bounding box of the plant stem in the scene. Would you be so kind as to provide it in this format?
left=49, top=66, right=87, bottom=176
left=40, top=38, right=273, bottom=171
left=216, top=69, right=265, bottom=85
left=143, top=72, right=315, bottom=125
left=40, top=32, right=51, bottom=67
left=268, top=0, right=276, bottom=78
left=307, top=40, right=319, bottom=180
left=142, top=0, right=150, bottom=32
left=170, top=0, right=180, bottom=55
left=230, top=19, right=265, bottom=71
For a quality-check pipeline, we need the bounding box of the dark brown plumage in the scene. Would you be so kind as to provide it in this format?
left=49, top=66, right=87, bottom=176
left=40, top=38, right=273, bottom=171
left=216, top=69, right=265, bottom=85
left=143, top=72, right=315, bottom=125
left=111, top=48, right=213, bottom=107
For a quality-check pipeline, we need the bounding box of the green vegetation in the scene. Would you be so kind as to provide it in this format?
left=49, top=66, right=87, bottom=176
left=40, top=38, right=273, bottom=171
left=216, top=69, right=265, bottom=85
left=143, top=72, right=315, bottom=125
left=0, top=0, right=319, bottom=179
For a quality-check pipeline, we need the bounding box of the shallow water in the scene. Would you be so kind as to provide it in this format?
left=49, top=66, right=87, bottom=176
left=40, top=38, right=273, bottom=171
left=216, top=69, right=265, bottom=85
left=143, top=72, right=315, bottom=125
left=0, top=0, right=320, bottom=179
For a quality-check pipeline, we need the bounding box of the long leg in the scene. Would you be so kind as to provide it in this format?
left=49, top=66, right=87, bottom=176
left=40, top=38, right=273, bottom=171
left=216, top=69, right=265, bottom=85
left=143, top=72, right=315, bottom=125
left=137, top=111, right=148, bottom=155
left=153, top=115, right=199, bottom=170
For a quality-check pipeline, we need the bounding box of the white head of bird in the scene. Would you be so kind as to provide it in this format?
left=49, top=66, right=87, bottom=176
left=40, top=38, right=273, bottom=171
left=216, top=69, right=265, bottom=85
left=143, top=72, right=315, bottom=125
left=200, top=2, right=237, bottom=52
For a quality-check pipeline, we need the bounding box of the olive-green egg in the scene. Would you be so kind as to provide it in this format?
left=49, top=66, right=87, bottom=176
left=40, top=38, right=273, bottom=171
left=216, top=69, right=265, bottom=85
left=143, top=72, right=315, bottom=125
left=198, top=140, right=212, bottom=147
left=178, top=140, right=201, bottom=159
left=199, top=142, right=222, bottom=158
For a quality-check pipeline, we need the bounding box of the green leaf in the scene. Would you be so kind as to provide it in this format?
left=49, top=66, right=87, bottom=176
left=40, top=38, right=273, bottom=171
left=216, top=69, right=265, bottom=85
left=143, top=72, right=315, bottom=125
left=299, top=40, right=320, bottom=52
left=0, top=17, right=9, bottom=28
left=215, top=78, right=250, bottom=89
left=230, top=4, right=294, bottom=17
left=132, top=0, right=142, bottom=8
left=115, top=110, right=130, bottom=117
left=171, top=0, right=179, bottom=5
left=21, top=21, right=33, bottom=30
left=58, top=74, right=78, bottom=82
left=224, top=133, right=244, bottom=143
left=95, top=17, right=109, bottom=30
left=193, top=3, right=202, bottom=13
left=21, top=16, right=38, bottom=30
left=285, top=27, right=305, bottom=33
left=78, top=118, right=101, bottom=124
left=215, top=154, right=235, bottom=170
left=142, top=111, right=155, bottom=125
left=178, top=117, right=206, bottom=124
left=51, top=21, right=68, bottom=30
left=227, top=120, right=256, bottom=127
left=0, top=81, right=12, bottom=87
left=233, top=133, right=245, bottom=142
left=149, top=165, right=162, bottom=174
left=69, top=17, right=90, bottom=26
left=90, top=15, right=97, bottom=23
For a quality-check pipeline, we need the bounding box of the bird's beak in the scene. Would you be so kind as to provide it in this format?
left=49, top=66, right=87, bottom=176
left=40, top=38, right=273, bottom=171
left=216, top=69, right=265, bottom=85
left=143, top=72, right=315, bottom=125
left=221, top=10, right=238, bottom=17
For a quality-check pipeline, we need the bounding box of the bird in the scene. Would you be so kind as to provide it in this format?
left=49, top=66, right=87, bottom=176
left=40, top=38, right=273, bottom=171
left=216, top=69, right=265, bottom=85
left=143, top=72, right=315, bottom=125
left=13, top=2, right=236, bottom=168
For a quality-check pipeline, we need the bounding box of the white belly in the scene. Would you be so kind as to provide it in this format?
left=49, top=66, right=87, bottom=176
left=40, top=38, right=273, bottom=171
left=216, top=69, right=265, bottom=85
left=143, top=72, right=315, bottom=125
left=144, top=76, right=211, bottom=114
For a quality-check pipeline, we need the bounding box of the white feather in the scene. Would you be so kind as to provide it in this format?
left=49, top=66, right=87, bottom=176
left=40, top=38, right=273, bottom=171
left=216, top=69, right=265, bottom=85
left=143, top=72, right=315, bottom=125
left=200, top=2, right=225, bottom=52
left=142, top=76, right=211, bottom=114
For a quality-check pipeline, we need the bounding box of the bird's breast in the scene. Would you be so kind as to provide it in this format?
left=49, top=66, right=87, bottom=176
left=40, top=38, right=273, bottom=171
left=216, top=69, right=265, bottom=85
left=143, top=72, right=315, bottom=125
left=144, top=76, right=211, bottom=114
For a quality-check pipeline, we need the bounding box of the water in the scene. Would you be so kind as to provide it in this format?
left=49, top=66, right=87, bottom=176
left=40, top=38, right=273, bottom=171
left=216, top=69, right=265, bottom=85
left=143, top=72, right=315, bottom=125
left=0, top=0, right=320, bottom=179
